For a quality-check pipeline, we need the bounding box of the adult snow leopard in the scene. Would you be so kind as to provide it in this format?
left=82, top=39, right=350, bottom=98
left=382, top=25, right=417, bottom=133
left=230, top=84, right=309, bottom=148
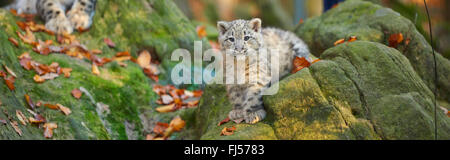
left=5, top=0, right=96, bottom=34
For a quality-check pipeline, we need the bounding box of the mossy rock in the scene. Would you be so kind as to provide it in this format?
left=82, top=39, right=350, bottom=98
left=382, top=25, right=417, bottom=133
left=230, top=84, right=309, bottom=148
left=295, top=0, right=450, bottom=102
left=195, top=41, right=450, bottom=140
left=0, top=0, right=207, bottom=140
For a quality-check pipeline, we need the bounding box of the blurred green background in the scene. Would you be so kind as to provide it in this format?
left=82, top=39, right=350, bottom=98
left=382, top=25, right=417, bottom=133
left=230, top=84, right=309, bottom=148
left=173, top=0, right=450, bottom=59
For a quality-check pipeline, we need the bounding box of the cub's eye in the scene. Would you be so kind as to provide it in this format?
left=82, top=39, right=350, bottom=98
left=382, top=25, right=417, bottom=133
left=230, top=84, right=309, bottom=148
left=228, top=37, right=235, bottom=42
left=244, top=36, right=250, bottom=41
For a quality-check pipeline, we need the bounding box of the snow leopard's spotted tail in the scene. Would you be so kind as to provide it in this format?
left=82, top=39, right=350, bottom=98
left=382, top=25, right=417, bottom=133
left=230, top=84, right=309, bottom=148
left=266, top=28, right=311, bottom=62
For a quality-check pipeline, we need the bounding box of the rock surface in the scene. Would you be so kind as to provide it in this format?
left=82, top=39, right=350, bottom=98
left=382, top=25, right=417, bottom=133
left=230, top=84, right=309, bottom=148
left=192, top=0, right=450, bottom=140
left=0, top=0, right=206, bottom=140
left=295, top=0, right=450, bottom=102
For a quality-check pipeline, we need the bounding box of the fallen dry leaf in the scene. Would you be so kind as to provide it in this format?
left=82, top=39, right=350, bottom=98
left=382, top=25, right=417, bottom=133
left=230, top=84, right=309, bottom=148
left=10, top=121, right=22, bottom=136
left=156, top=103, right=176, bottom=113
left=218, top=117, right=231, bottom=126
left=389, top=33, right=404, bottom=48
left=17, top=28, right=36, bottom=45
left=186, top=100, right=200, bottom=108
left=43, top=123, right=57, bottom=139
left=137, top=50, right=151, bottom=68
left=447, top=111, right=450, bottom=118
left=104, top=38, right=116, bottom=48
left=153, top=122, right=169, bottom=136
left=196, top=25, right=207, bottom=38
left=91, top=49, right=102, bottom=54
left=162, top=116, right=186, bottom=138
left=29, top=114, right=46, bottom=124
left=71, top=89, right=82, bottom=99
left=20, top=57, right=33, bottom=70
left=8, top=37, right=19, bottom=47
left=3, top=65, right=17, bottom=78
left=24, top=94, right=35, bottom=110
left=291, top=57, right=311, bottom=74
left=44, top=103, right=59, bottom=110
left=57, top=104, right=71, bottom=116
left=169, top=116, right=185, bottom=132
left=61, top=68, right=72, bottom=78
left=4, top=76, right=16, bottom=91
left=92, top=63, right=100, bottom=75
left=161, top=94, right=174, bottom=105
left=0, top=71, right=6, bottom=78
left=334, top=39, right=345, bottom=46
left=40, top=73, right=59, bottom=80
left=33, top=74, right=45, bottom=83
left=220, top=126, right=236, bottom=136
left=16, top=110, right=28, bottom=125
left=348, top=36, right=357, bottom=42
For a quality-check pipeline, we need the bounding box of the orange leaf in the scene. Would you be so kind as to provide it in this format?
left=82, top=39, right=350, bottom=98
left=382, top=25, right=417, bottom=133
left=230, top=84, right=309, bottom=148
left=153, top=122, right=169, bottom=136
left=169, top=116, right=185, bottom=132
left=334, top=39, right=345, bottom=46
left=17, top=28, right=36, bottom=45
left=8, top=37, right=19, bottom=47
left=24, top=94, right=35, bottom=110
left=91, top=49, right=102, bottom=54
left=92, top=63, right=100, bottom=75
left=43, top=123, right=57, bottom=139
left=196, top=25, right=207, bottom=38
left=291, top=57, right=311, bottom=74
left=10, top=121, right=22, bottom=136
left=44, top=104, right=59, bottom=110
left=4, top=76, right=16, bottom=91
left=186, top=100, right=200, bottom=108
left=155, top=103, right=176, bottom=113
left=61, top=68, right=72, bottom=78
left=348, top=36, right=357, bottom=42
left=33, top=74, right=45, bottom=83
left=220, top=126, right=236, bottom=136
left=312, top=59, right=321, bottom=64
left=71, top=89, right=82, bottom=99
left=3, top=65, right=17, bottom=78
left=137, top=50, right=151, bottom=68
left=447, top=111, right=450, bottom=118
left=217, top=117, right=230, bottom=126
left=16, top=110, right=28, bottom=125
left=116, top=51, right=131, bottom=57
left=388, top=33, right=404, bottom=48
left=56, top=104, right=71, bottom=116
left=193, top=90, right=203, bottom=97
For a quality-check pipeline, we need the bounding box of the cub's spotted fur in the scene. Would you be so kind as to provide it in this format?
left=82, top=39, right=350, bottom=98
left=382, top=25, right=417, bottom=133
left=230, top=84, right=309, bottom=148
left=218, top=18, right=310, bottom=124
left=6, top=0, right=96, bottom=34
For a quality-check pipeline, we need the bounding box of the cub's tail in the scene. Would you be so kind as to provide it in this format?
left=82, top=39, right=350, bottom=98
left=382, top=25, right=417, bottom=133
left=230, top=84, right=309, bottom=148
left=266, top=28, right=311, bottom=62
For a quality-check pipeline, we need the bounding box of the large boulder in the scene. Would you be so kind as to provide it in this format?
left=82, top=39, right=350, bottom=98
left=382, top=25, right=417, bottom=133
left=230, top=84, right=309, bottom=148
left=295, top=0, right=450, bottom=102
left=195, top=41, right=450, bottom=140
left=0, top=0, right=206, bottom=140
left=193, top=0, right=450, bottom=140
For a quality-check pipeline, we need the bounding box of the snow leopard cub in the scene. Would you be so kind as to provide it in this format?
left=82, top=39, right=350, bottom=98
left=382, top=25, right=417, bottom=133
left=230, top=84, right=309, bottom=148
left=6, top=0, right=96, bottom=34
left=217, top=18, right=310, bottom=124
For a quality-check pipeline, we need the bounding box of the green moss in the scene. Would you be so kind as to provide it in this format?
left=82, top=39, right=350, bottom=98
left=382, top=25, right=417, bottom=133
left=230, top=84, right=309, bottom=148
left=0, top=0, right=207, bottom=140
left=296, top=0, right=450, bottom=102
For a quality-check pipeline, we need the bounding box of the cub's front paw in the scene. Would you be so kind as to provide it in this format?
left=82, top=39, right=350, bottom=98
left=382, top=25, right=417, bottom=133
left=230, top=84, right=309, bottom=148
left=228, top=109, right=245, bottom=123
left=67, top=10, right=92, bottom=31
left=244, top=109, right=266, bottom=124
left=45, top=16, right=73, bottom=34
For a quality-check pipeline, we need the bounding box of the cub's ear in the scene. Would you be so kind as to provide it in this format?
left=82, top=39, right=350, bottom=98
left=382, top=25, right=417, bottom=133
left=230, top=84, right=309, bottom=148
left=217, top=21, right=229, bottom=35
left=249, top=18, right=262, bottom=33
